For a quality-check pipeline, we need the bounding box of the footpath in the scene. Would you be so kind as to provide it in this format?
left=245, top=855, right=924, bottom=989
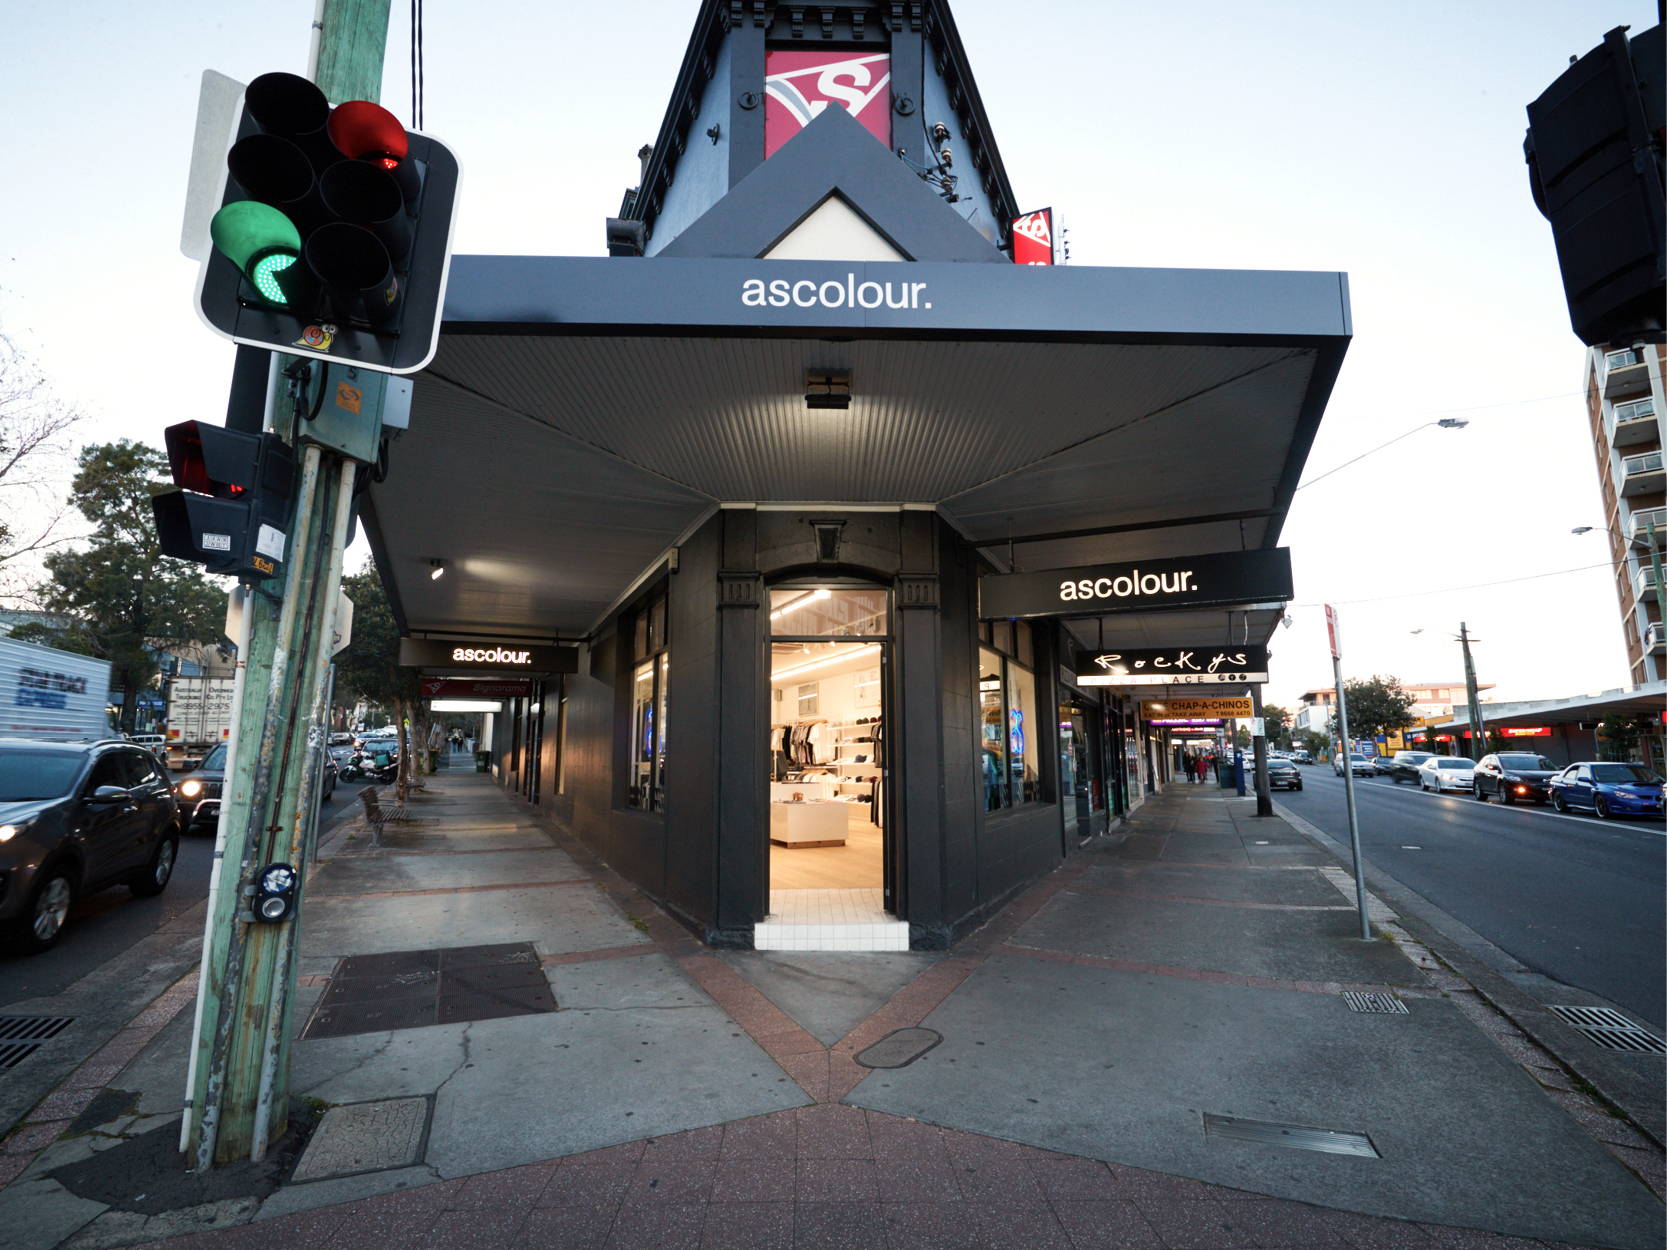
left=0, top=764, right=1661, bottom=1249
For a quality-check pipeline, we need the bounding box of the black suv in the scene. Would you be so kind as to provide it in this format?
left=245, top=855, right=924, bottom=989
left=174, top=741, right=336, bottom=834
left=0, top=738, right=180, bottom=953
left=1472, top=752, right=1557, bottom=805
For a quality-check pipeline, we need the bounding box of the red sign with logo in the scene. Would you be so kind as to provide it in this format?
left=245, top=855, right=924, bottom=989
left=764, top=50, right=891, bottom=157
left=1011, top=209, right=1054, bottom=265
left=1500, top=726, right=1551, bottom=738
left=420, top=678, right=532, bottom=699
left=1324, top=604, right=1341, bottom=660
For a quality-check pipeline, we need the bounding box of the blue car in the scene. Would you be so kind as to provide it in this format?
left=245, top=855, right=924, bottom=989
left=1548, top=761, right=1665, bottom=820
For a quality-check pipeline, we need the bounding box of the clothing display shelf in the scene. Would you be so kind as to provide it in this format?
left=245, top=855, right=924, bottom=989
left=829, top=722, right=881, bottom=789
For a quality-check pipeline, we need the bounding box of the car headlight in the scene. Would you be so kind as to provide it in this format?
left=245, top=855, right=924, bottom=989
left=0, top=822, right=26, bottom=843
left=179, top=779, right=204, bottom=798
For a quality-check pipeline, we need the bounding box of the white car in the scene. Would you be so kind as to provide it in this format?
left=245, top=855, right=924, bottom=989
left=1417, top=756, right=1477, bottom=793
left=1334, top=752, right=1373, bottom=777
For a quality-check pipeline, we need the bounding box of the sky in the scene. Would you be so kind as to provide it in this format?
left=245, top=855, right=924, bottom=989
left=1, top=0, right=1656, bottom=711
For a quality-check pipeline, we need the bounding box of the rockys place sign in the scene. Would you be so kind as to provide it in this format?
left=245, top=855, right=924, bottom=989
left=1077, top=645, right=1269, bottom=687
left=979, top=549, right=1293, bottom=620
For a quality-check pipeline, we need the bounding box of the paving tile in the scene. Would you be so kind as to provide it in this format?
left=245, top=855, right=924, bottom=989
left=1218, top=1198, right=1372, bottom=1247
left=29, top=1087, right=99, bottom=1120
left=1107, top=1163, right=1220, bottom=1201
left=1312, top=1211, right=1435, bottom=1248
left=64, top=1061, right=127, bottom=1090
left=1131, top=1197, right=1258, bottom=1249
left=941, top=1129, right=1054, bottom=1167
left=539, top=1161, right=638, bottom=1207
left=327, top=1176, right=465, bottom=1226
left=514, top=1205, right=617, bottom=1249
left=606, top=1200, right=707, bottom=1250
left=566, top=1140, right=647, bottom=1166
left=712, top=1157, right=797, bottom=1204
left=1029, top=1154, right=1117, bottom=1200
left=700, top=1201, right=795, bottom=1249
left=450, top=1160, right=560, bottom=1210
left=793, top=1201, right=888, bottom=1250
left=870, top=1154, right=963, bottom=1204
left=950, top=1203, right=1073, bottom=1249
left=417, top=1206, right=531, bottom=1249
left=643, top=1125, right=726, bottom=1161
left=629, top=1158, right=718, bottom=1203
left=794, top=1105, right=871, bottom=1158
left=1051, top=1199, right=1165, bottom=1250
left=878, top=1201, right=1005, bottom=1250
left=0, top=1153, right=33, bottom=1188
left=3, top=1121, right=69, bottom=1154
left=1413, top=1227, right=1557, bottom=1249
left=220, top=1207, right=348, bottom=1248
left=864, top=1113, right=948, bottom=1160
left=796, top=1158, right=880, bottom=1203
left=721, top=1113, right=798, bottom=1158
left=952, top=1156, right=1046, bottom=1204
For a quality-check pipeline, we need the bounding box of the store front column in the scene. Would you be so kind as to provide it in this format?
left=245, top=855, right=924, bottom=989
left=715, top=564, right=768, bottom=944
left=894, top=572, right=945, bottom=934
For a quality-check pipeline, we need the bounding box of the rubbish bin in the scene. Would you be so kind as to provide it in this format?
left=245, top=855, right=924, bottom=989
left=475, top=750, right=490, bottom=773
left=1216, top=760, right=1234, bottom=788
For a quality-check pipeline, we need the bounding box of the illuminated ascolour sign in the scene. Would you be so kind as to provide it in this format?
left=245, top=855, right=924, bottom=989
left=398, top=638, right=578, bottom=673
left=980, top=550, right=1293, bottom=620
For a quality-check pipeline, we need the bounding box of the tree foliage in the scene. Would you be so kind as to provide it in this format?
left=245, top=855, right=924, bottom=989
left=36, top=441, right=226, bottom=729
left=336, top=562, right=432, bottom=783
left=0, top=333, right=84, bottom=587
left=1262, top=704, right=1292, bottom=748
left=1327, top=675, right=1419, bottom=741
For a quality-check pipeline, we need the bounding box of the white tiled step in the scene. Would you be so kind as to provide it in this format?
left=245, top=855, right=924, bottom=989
left=752, top=920, right=911, bottom=952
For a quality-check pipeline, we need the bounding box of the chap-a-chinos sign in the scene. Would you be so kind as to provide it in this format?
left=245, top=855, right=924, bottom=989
left=980, top=549, right=1293, bottom=620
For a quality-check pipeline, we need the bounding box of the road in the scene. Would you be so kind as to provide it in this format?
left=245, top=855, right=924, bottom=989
left=0, top=791, right=357, bottom=1009
left=1279, top=767, right=1666, bottom=1033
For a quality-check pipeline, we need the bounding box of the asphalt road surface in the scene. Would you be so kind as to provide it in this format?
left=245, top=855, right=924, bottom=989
left=0, top=791, right=357, bottom=1009
left=1279, top=767, right=1666, bottom=1033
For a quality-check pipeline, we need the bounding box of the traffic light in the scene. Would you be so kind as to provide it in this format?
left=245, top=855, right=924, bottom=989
left=151, top=422, right=296, bottom=579
left=196, top=72, right=460, bottom=374
left=1524, top=23, right=1665, bottom=347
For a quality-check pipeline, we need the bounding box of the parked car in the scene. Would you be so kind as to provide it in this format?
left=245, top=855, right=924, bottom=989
left=1387, top=751, right=1433, bottom=784
left=1371, top=755, right=1397, bottom=777
left=1267, top=758, right=1303, bottom=791
left=0, top=738, right=180, bottom=953
left=174, top=742, right=336, bottom=835
left=1548, top=762, right=1666, bottom=820
left=329, top=731, right=356, bottom=747
left=1417, top=756, right=1476, bottom=793
left=1472, top=752, right=1558, bottom=805
left=1334, top=752, right=1374, bottom=777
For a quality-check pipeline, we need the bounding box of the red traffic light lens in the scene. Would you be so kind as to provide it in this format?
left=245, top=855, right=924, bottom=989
left=164, top=421, right=254, bottom=498
left=328, top=100, right=409, bottom=168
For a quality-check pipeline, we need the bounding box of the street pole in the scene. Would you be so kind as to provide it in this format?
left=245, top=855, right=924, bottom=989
left=1460, top=622, right=1487, bottom=758
left=1250, top=684, right=1271, bottom=816
left=182, top=0, right=391, bottom=1168
left=1326, top=605, right=1371, bottom=941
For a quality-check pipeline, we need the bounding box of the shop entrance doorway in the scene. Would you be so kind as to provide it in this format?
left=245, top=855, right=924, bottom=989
left=765, top=585, right=899, bottom=944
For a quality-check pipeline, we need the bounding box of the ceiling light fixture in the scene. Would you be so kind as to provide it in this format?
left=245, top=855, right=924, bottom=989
left=429, top=559, right=446, bottom=580
left=770, top=588, right=832, bottom=620
left=804, top=368, right=851, bottom=411
left=771, top=642, right=880, bottom=681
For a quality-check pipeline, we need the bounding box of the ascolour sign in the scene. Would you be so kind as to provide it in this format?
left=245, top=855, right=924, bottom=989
left=741, top=274, right=931, bottom=311
left=398, top=637, right=578, bottom=674
left=980, top=549, right=1293, bottom=620
left=451, top=646, right=531, bottom=665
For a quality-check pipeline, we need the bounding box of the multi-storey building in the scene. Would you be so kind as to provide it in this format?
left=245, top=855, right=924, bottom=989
left=1585, top=343, right=1666, bottom=684
left=1294, top=681, right=1494, bottom=737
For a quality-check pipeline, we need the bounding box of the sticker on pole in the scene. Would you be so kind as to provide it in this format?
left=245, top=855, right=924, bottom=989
left=255, top=525, right=287, bottom=561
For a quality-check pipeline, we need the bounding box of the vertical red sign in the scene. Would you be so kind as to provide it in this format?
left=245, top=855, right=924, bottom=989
left=1324, top=604, right=1341, bottom=659
left=1011, top=208, right=1054, bottom=265
left=764, top=50, right=892, bottom=157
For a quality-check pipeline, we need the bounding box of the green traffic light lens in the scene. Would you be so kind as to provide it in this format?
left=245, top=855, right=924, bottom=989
left=249, top=250, right=297, bottom=305
left=209, top=201, right=302, bottom=305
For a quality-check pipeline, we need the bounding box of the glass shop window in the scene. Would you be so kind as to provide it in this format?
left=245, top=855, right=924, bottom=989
left=978, top=621, right=1039, bottom=811
left=627, top=586, right=668, bottom=811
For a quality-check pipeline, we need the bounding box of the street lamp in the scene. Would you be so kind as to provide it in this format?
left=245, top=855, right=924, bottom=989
left=1572, top=522, right=1667, bottom=637
left=1296, top=418, right=1469, bottom=491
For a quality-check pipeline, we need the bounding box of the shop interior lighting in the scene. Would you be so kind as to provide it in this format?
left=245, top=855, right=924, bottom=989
left=771, top=642, right=880, bottom=681
left=770, top=588, right=831, bottom=620
left=430, top=559, right=446, bottom=580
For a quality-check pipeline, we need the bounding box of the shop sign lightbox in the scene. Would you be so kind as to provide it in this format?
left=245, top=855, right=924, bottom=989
left=764, top=50, right=891, bottom=157
left=1140, top=697, right=1254, bottom=720
left=1499, top=726, right=1552, bottom=738
left=1077, top=645, right=1268, bottom=687
left=980, top=549, right=1293, bottom=620
left=1011, top=208, right=1055, bottom=265
left=399, top=638, right=578, bottom=673
left=419, top=677, right=534, bottom=698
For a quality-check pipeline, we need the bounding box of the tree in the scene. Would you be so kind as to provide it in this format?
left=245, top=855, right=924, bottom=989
left=36, top=441, right=226, bottom=731
left=1326, top=675, right=1418, bottom=742
left=0, top=333, right=84, bottom=591
left=1262, top=704, right=1292, bottom=749
left=335, top=562, right=431, bottom=785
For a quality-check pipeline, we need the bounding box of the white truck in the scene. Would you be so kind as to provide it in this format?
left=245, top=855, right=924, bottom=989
left=166, top=674, right=237, bottom=756
left=0, top=636, right=113, bottom=742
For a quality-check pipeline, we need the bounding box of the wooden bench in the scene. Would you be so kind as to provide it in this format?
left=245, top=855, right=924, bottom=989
left=358, top=785, right=412, bottom=845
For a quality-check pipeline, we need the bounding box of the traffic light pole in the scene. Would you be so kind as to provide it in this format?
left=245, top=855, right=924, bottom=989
left=1460, top=622, right=1487, bottom=758
left=183, top=0, right=391, bottom=1167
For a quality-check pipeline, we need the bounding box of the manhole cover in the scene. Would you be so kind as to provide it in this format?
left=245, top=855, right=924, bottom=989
left=1204, top=1113, right=1379, bottom=1158
left=1547, top=1005, right=1666, bottom=1054
left=0, top=1016, right=74, bottom=1069
left=855, top=1027, right=943, bottom=1069
left=302, top=943, right=555, bottom=1040
left=1342, top=992, right=1408, bottom=1015
left=291, top=1097, right=431, bottom=1182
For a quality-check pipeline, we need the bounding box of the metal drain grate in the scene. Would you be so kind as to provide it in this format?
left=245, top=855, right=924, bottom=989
left=1343, top=992, right=1408, bottom=1015
left=0, top=1016, right=75, bottom=1069
left=1204, top=1113, right=1379, bottom=1158
left=1547, top=1006, right=1666, bottom=1054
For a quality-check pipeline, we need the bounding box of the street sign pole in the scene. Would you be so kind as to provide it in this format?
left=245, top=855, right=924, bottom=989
left=182, top=0, right=392, bottom=1167
left=1327, top=605, right=1372, bottom=941
left=1460, top=622, right=1488, bottom=757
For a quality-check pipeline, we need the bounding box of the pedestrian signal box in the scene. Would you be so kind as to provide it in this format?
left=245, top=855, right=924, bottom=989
left=152, top=422, right=296, bottom=579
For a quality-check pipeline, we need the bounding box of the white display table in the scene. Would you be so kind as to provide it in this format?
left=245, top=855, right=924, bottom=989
left=769, top=801, right=847, bottom=848
left=770, top=779, right=835, bottom=801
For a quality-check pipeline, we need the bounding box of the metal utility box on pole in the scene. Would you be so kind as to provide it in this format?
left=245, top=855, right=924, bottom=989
left=1327, top=605, right=1372, bottom=941
left=180, top=0, right=416, bottom=1168
left=1460, top=623, right=1487, bottom=758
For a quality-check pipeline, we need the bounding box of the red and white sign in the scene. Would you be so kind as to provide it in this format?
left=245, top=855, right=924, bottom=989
left=1324, top=604, right=1341, bottom=659
left=1500, top=726, right=1552, bottom=738
left=1011, top=208, right=1054, bottom=265
left=764, top=51, right=891, bottom=157
left=420, top=677, right=532, bottom=699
